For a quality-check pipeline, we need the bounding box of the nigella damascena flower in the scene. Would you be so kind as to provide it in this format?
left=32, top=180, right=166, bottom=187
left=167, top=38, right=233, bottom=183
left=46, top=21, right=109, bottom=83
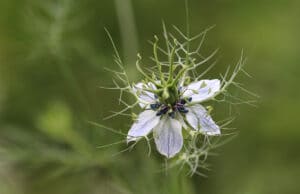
left=101, top=24, right=249, bottom=175
left=127, top=79, right=221, bottom=158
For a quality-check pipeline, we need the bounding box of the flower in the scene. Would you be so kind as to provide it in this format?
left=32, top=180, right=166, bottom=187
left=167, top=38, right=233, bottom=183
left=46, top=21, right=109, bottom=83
left=127, top=79, right=221, bottom=158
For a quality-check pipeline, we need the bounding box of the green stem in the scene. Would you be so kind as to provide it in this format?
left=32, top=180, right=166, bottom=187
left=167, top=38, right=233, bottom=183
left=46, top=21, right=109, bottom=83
left=136, top=54, right=163, bottom=88
left=172, top=66, right=188, bottom=85
left=167, top=44, right=176, bottom=83
left=153, top=36, right=165, bottom=83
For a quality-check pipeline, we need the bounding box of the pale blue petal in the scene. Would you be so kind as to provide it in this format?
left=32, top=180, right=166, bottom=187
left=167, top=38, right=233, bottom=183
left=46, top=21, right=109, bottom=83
left=132, top=82, right=157, bottom=108
left=127, top=110, right=160, bottom=142
left=153, top=116, right=183, bottom=158
left=186, top=104, right=221, bottom=135
left=183, top=79, right=220, bottom=102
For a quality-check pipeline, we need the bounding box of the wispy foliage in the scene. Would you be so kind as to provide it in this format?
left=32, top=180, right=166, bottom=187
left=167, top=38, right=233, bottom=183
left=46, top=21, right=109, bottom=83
left=101, top=21, right=256, bottom=176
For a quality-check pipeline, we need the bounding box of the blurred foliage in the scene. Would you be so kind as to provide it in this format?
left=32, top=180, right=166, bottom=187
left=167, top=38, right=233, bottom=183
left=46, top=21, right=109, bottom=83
left=0, top=0, right=299, bottom=194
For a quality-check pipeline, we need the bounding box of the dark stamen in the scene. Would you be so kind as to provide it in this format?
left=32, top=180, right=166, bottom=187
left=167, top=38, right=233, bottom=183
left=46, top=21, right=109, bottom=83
left=156, top=106, right=170, bottom=116
left=155, top=97, right=190, bottom=117
left=180, top=99, right=186, bottom=105
left=177, top=106, right=189, bottom=113
left=168, top=111, right=175, bottom=118
left=150, top=103, right=160, bottom=110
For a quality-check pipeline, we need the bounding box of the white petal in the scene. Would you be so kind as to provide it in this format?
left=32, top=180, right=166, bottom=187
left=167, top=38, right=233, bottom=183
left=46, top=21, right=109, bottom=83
left=183, top=79, right=220, bottom=102
left=186, top=104, right=220, bottom=135
left=127, top=110, right=160, bottom=142
left=153, top=116, right=183, bottom=158
left=132, top=82, right=157, bottom=108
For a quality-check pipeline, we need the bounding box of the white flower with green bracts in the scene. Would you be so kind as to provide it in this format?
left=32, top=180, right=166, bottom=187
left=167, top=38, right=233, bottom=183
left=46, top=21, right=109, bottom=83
left=103, top=23, right=250, bottom=174
left=127, top=79, right=221, bottom=158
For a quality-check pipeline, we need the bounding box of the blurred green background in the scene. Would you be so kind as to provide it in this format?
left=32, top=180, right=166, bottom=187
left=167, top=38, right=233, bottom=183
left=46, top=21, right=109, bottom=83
left=0, top=0, right=299, bottom=194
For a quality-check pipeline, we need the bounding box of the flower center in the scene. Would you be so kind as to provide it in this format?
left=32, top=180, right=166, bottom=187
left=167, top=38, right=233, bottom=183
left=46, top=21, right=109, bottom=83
left=150, top=97, right=192, bottom=118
